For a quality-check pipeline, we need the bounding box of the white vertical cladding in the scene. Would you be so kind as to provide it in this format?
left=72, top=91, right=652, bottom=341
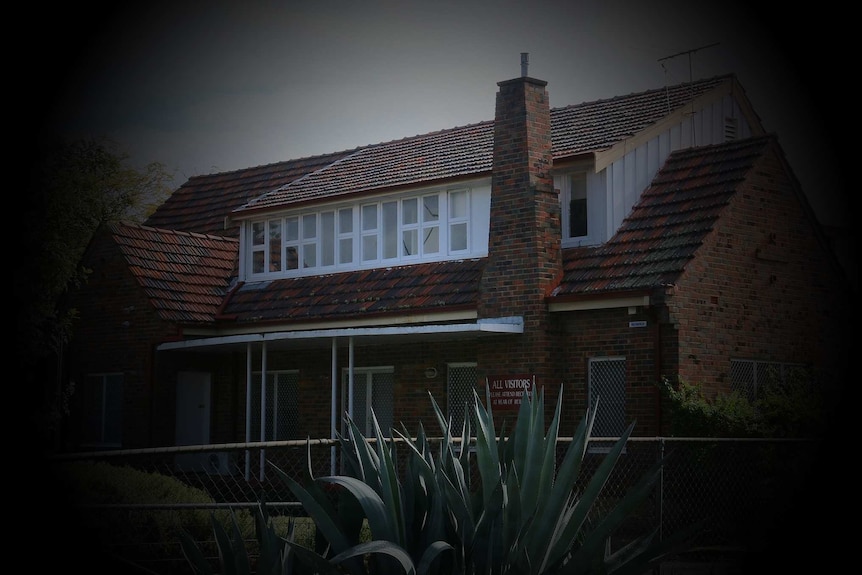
left=599, top=93, right=757, bottom=241
left=238, top=220, right=248, bottom=282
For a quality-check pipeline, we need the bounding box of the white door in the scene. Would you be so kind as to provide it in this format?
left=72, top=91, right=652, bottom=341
left=175, top=371, right=211, bottom=470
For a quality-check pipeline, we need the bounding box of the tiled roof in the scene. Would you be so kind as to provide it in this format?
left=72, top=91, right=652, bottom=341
left=221, top=258, right=485, bottom=324
left=551, top=135, right=774, bottom=297
left=144, top=150, right=355, bottom=238
left=234, top=74, right=735, bottom=215
left=109, top=221, right=238, bottom=323
left=128, top=74, right=758, bottom=327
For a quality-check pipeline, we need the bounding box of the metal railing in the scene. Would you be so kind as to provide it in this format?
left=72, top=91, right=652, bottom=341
left=46, top=436, right=818, bottom=574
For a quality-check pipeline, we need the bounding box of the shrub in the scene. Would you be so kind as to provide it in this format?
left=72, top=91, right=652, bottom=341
left=659, top=376, right=827, bottom=438
left=55, top=460, right=253, bottom=562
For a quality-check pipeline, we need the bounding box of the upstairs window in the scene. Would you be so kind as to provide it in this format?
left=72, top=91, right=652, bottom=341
left=568, top=173, right=588, bottom=238
left=559, top=168, right=604, bottom=247
left=248, top=187, right=470, bottom=278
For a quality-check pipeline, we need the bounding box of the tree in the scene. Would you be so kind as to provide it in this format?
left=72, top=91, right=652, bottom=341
left=19, top=136, right=172, bottom=449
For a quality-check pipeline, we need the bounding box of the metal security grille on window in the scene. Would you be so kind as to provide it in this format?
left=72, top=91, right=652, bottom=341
left=588, top=358, right=626, bottom=438
left=343, top=370, right=395, bottom=437
left=250, top=372, right=300, bottom=441
left=730, top=359, right=809, bottom=402
left=448, top=365, right=477, bottom=435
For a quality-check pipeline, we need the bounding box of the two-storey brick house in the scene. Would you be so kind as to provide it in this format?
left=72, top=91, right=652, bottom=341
left=63, top=70, right=852, bottom=460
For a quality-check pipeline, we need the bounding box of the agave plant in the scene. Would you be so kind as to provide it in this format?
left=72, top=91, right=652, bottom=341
left=269, top=384, right=698, bottom=575
left=178, top=496, right=299, bottom=575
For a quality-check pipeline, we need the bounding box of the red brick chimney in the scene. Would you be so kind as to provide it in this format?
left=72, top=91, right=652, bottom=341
left=477, top=60, right=562, bottom=393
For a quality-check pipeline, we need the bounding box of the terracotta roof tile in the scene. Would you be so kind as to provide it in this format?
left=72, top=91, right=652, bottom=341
left=237, top=76, right=731, bottom=214
left=551, top=135, right=773, bottom=297
left=109, top=222, right=238, bottom=323
left=137, top=75, right=732, bottom=223
left=221, top=258, right=485, bottom=324
left=144, top=150, right=355, bottom=237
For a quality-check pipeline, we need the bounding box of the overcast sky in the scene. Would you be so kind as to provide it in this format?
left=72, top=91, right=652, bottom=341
left=36, top=1, right=847, bottom=227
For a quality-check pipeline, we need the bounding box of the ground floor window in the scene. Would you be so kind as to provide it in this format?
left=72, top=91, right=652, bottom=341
left=250, top=370, right=300, bottom=441
left=730, top=359, right=809, bottom=402
left=82, top=372, right=123, bottom=447
left=341, top=367, right=394, bottom=437
left=587, top=357, right=626, bottom=452
left=447, top=362, right=477, bottom=436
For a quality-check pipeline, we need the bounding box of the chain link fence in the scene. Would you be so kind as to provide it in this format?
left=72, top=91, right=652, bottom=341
left=45, top=436, right=818, bottom=574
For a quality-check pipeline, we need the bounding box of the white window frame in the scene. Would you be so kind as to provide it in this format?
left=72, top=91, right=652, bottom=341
left=244, top=187, right=471, bottom=280
left=558, top=165, right=604, bottom=248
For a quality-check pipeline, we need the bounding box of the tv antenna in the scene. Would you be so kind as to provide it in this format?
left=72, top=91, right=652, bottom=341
left=658, top=42, right=720, bottom=142
left=658, top=42, right=719, bottom=79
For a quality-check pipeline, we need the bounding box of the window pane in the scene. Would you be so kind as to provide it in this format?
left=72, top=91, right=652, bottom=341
left=302, top=244, right=316, bottom=267
left=252, top=222, right=265, bottom=245
left=383, top=201, right=398, bottom=259
left=362, top=235, right=377, bottom=261
left=449, top=190, right=467, bottom=218
left=362, top=204, right=377, bottom=231
left=569, top=174, right=587, bottom=237
left=423, top=226, right=439, bottom=253
left=402, top=229, right=418, bottom=256
left=252, top=251, right=265, bottom=274
left=402, top=198, right=418, bottom=225
left=339, top=238, right=353, bottom=264
left=286, top=246, right=299, bottom=270
left=589, top=358, right=626, bottom=437
left=321, top=211, right=335, bottom=266
left=423, top=195, right=439, bottom=222
left=371, top=371, right=394, bottom=435
left=250, top=372, right=300, bottom=441
left=285, top=217, right=299, bottom=241
left=339, top=208, right=353, bottom=233
left=302, top=214, right=317, bottom=239
left=450, top=222, right=467, bottom=251
left=268, top=220, right=282, bottom=272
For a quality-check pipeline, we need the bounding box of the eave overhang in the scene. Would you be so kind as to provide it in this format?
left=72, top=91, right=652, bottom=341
left=157, top=315, right=523, bottom=353
left=547, top=291, right=651, bottom=312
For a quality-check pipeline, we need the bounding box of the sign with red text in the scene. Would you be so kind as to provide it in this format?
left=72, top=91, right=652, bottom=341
left=487, top=374, right=535, bottom=411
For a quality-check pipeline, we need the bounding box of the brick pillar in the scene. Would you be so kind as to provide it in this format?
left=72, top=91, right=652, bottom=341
left=478, top=75, right=562, bottom=406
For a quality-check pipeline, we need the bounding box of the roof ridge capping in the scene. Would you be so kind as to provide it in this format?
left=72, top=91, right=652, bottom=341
left=550, top=72, right=736, bottom=113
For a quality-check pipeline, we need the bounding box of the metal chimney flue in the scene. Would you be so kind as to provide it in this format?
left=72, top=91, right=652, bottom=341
left=521, top=52, right=529, bottom=77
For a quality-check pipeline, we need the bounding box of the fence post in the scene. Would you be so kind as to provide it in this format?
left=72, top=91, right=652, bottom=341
left=658, top=438, right=665, bottom=542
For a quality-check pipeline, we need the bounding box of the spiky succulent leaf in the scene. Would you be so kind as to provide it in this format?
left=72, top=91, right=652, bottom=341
left=272, top=465, right=357, bottom=557
left=369, top=410, right=407, bottom=546
left=178, top=527, right=215, bottom=575
left=328, top=539, right=417, bottom=574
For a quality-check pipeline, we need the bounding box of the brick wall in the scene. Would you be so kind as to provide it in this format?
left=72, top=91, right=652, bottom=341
left=67, top=227, right=178, bottom=449
left=667, top=145, right=852, bottom=396
left=559, top=306, right=660, bottom=436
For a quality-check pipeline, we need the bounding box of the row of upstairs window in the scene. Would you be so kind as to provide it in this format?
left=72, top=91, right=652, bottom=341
left=247, top=188, right=471, bottom=278
left=244, top=171, right=598, bottom=280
